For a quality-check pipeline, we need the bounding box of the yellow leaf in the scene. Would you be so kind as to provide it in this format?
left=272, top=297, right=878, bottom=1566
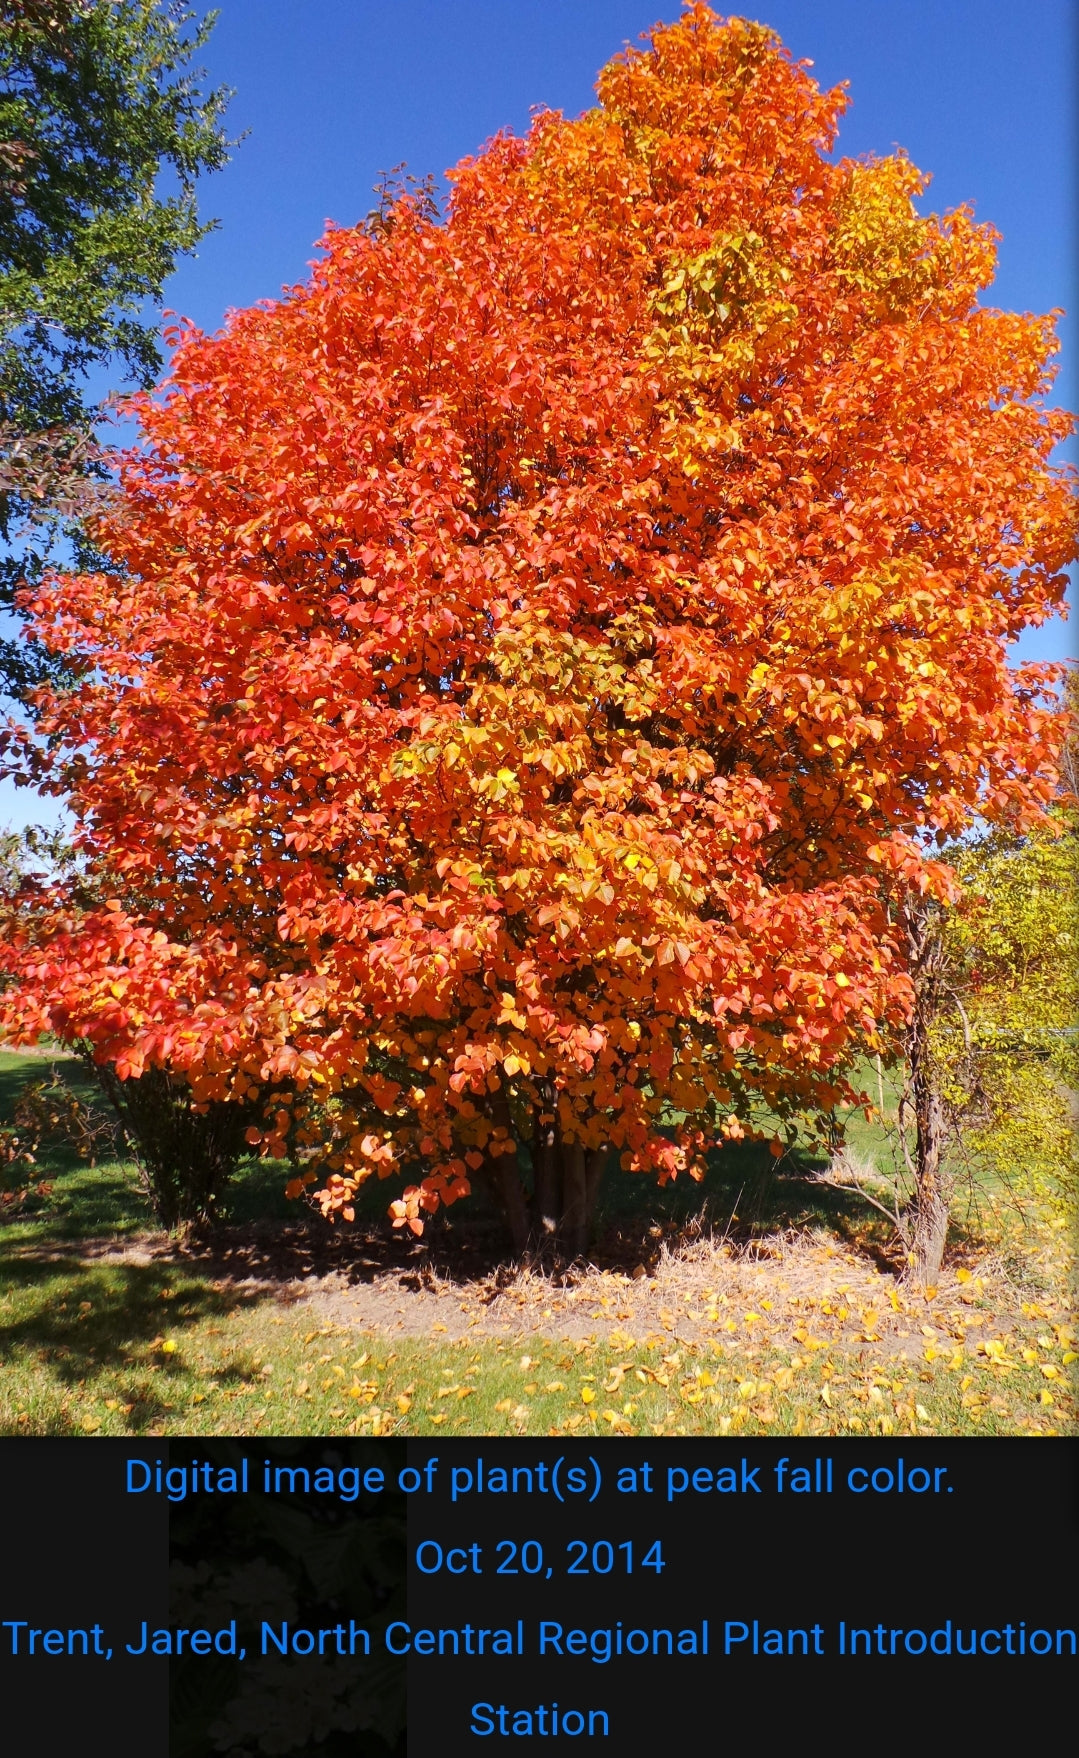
left=581, top=1386, right=595, bottom=1404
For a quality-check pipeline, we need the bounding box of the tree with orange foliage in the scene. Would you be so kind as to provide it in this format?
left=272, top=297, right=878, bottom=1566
left=1, top=7, right=1074, bottom=1252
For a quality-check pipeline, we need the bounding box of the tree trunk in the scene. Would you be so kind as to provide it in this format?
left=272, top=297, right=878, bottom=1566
left=562, top=1142, right=588, bottom=1256
left=485, top=1098, right=607, bottom=1257
left=536, top=1136, right=607, bottom=1256
left=532, top=1105, right=560, bottom=1240
left=900, top=896, right=952, bottom=1291
left=584, top=1147, right=606, bottom=1234
left=906, top=1081, right=950, bottom=1290
left=490, top=1150, right=531, bottom=1256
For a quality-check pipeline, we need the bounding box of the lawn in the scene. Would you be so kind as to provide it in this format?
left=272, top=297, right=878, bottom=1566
left=1, top=1049, right=1074, bottom=1439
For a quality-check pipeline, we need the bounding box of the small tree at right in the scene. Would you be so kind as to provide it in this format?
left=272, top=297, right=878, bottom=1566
left=897, top=758, right=1077, bottom=1289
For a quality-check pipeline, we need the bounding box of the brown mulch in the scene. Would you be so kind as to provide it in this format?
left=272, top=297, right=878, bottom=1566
left=7, top=1211, right=1061, bottom=1359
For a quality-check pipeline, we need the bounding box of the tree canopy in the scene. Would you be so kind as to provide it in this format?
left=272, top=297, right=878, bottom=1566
left=1, top=6, right=1074, bottom=1249
left=0, top=0, right=230, bottom=694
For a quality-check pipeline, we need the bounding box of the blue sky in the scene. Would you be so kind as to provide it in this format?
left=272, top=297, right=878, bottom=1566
left=2, top=0, right=1075, bottom=830
left=169, top=1, right=1075, bottom=438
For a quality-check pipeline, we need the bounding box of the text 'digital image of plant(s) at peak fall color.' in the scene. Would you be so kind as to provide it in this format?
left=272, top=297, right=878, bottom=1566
left=1, top=3, right=1075, bottom=1335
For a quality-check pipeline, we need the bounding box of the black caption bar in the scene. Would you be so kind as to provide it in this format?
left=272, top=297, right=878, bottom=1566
left=1, top=1437, right=1075, bottom=1752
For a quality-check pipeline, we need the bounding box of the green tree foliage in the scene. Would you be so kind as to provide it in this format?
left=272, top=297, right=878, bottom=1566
left=868, top=678, right=1077, bottom=1288
left=892, top=788, right=1077, bottom=1290
left=935, top=814, right=1078, bottom=1213
left=0, top=0, right=230, bottom=695
left=1, top=3, right=236, bottom=1227
left=936, top=675, right=1079, bottom=1222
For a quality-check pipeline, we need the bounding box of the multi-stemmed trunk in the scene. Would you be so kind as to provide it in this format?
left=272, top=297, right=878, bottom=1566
left=482, top=1092, right=607, bottom=1258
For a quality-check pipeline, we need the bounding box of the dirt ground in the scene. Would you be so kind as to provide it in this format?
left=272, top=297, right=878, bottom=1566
left=20, top=1210, right=1063, bottom=1360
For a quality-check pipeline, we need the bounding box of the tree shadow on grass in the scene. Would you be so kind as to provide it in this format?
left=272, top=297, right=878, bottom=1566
left=0, top=1081, right=906, bottom=1331
left=0, top=1255, right=276, bottom=1433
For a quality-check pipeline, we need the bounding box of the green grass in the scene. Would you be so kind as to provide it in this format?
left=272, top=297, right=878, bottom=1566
left=1, top=1050, right=1074, bottom=1439
left=1, top=1264, right=1073, bottom=1439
